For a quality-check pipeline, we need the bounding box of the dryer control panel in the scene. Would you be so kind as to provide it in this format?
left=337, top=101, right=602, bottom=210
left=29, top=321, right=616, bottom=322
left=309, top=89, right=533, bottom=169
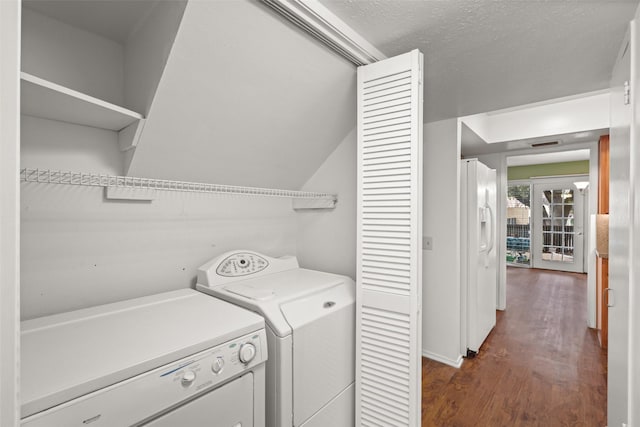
left=197, top=250, right=299, bottom=287
left=21, top=330, right=267, bottom=427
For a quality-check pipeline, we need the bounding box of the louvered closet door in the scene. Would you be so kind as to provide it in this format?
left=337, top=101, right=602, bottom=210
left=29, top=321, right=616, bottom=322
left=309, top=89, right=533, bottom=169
left=356, top=49, right=423, bottom=427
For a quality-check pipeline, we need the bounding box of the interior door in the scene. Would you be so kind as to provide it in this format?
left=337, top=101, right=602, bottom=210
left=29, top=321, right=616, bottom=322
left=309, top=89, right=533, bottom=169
left=532, top=178, right=585, bottom=273
left=356, top=49, right=423, bottom=426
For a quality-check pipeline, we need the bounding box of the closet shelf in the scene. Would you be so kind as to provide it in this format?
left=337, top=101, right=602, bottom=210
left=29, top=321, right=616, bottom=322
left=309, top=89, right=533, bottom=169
left=20, top=169, right=338, bottom=203
left=20, top=72, right=143, bottom=131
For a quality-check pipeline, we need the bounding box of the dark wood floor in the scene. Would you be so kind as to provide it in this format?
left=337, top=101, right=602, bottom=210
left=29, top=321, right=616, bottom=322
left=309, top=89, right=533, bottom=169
left=422, top=267, right=607, bottom=426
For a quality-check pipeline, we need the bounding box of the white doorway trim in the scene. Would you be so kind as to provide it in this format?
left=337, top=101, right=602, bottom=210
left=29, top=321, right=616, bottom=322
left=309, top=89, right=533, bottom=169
left=486, top=141, right=599, bottom=328
left=0, top=1, right=21, bottom=426
left=530, top=175, right=588, bottom=273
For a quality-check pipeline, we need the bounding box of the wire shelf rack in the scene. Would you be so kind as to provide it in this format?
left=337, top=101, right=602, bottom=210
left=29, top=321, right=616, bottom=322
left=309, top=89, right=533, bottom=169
left=20, top=168, right=337, bottom=201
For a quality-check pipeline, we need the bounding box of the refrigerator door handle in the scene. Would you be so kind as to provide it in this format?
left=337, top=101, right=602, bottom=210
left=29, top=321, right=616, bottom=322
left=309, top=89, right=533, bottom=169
left=486, top=203, right=495, bottom=255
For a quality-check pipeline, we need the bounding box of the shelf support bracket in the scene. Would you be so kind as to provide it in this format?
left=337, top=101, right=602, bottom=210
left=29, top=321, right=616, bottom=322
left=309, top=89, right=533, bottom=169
left=118, top=119, right=145, bottom=152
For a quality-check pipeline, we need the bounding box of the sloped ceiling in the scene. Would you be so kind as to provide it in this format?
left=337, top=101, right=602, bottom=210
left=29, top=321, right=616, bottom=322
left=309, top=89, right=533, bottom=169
left=319, top=0, right=638, bottom=122
left=128, top=0, right=356, bottom=189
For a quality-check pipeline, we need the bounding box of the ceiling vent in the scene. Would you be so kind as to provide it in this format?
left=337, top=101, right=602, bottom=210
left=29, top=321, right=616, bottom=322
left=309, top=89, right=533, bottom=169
left=530, top=141, right=560, bottom=148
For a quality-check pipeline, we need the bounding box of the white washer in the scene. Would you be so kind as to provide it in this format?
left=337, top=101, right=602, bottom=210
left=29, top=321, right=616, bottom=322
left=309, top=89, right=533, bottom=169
left=196, top=250, right=355, bottom=427
left=21, top=289, right=267, bottom=427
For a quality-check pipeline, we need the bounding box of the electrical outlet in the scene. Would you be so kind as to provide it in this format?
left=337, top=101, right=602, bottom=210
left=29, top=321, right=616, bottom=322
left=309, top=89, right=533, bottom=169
left=423, top=236, right=433, bottom=250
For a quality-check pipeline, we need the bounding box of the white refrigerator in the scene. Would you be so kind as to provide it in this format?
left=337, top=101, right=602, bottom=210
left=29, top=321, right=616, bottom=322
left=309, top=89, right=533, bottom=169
left=460, top=159, right=497, bottom=357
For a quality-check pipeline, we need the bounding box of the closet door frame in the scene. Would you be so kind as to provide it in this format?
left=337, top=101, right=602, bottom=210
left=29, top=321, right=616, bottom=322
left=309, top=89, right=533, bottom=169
left=0, top=1, right=21, bottom=426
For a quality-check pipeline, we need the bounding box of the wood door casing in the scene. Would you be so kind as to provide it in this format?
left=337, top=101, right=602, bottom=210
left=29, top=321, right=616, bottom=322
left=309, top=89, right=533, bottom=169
left=596, top=134, right=609, bottom=349
left=598, top=135, right=610, bottom=214
left=596, top=256, right=608, bottom=348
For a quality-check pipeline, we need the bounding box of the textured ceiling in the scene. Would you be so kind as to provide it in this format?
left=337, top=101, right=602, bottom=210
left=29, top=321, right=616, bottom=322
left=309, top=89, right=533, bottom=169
left=319, top=0, right=638, bottom=122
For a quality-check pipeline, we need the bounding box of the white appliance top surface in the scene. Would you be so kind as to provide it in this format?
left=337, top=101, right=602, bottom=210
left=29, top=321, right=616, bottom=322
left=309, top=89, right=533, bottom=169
left=21, top=289, right=264, bottom=417
left=198, top=268, right=352, bottom=337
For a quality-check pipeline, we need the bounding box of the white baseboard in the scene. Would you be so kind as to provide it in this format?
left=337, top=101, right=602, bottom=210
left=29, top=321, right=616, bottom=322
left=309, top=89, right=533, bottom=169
left=422, top=350, right=463, bottom=368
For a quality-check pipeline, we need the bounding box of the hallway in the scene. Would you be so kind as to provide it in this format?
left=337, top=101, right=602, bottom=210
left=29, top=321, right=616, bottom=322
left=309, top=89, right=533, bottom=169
left=422, top=268, right=607, bottom=426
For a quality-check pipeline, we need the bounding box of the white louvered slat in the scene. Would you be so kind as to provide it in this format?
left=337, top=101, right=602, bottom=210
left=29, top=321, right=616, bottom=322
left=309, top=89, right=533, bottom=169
left=362, top=242, right=410, bottom=252
left=361, top=355, right=410, bottom=376
left=362, top=100, right=412, bottom=117
left=363, top=164, right=412, bottom=174
left=363, top=75, right=411, bottom=91
left=363, top=133, right=411, bottom=146
left=363, top=121, right=411, bottom=135
left=363, top=141, right=411, bottom=153
left=363, top=149, right=411, bottom=162
left=362, top=192, right=411, bottom=201
left=363, top=159, right=412, bottom=170
left=362, top=279, right=409, bottom=294
left=361, top=176, right=411, bottom=186
left=362, top=224, right=410, bottom=233
left=361, top=383, right=410, bottom=413
left=362, top=230, right=411, bottom=239
left=360, top=121, right=407, bottom=139
left=362, top=260, right=410, bottom=272
left=363, top=111, right=411, bottom=126
left=362, top=70, right=411, bottom=89
left=363, top=86, right=411, bottom=101
left=357, top=50, right=423, bottom=427
left=362, top=219, right=411, bottom=232
left=360, top=248, right=410, bottom=259
left=363, top=105, right=412, bottom=122
left=361, top=326, right=411, bottom=348
left=361, top=366, right=410, bottom=394
left=363, top=201, right=412, bottom=209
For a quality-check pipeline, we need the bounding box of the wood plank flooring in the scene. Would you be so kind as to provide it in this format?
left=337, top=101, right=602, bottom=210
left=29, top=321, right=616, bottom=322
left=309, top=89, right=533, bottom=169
left=422, top=267, right=607, bottom=426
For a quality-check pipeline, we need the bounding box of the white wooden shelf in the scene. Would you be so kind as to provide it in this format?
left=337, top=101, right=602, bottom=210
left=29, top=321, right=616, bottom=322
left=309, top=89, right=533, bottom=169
left=20, top=72, right=143, bottom=131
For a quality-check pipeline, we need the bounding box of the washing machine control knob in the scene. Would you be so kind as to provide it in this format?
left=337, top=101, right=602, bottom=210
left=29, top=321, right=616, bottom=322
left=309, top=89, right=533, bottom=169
left=239, top=343, right=257, bottom=364
left=181, top=370, right=196, bottom=387
left=211, top=356, right=224, bottom=374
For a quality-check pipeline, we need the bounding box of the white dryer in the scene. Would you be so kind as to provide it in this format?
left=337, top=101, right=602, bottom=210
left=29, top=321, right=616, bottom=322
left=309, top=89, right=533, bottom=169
left=21, top=289, right=267, bottom=427
left=196, top=251, right=355, bottom=427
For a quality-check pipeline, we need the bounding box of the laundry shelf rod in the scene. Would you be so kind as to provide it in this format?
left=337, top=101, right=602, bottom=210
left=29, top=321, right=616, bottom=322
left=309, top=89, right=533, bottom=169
left=20, top=168, right=337, bottom=204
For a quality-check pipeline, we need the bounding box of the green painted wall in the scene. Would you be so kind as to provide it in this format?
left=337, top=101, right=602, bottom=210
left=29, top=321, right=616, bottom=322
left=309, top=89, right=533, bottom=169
left=507, top=160, right=589, bottom=180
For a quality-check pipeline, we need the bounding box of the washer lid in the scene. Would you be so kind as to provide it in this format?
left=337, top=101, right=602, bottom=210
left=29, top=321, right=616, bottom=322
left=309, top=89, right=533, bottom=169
left=21, top=289, right=264, bottom=418
left=225, top=283, right=276, bottom=300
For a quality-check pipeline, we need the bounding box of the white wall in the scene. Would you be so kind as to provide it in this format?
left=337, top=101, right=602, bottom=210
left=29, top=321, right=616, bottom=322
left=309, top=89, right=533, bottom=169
left=123, top=0, right=187, bottom=115
left=0, top=1, right=21, bottom=425
left=20, top=181, right=297, bottom=319
left=20, top=117, right=299, bottom=320
left=297, top=130, right=356, bottom=279
left=422, top=118, right=462, bottom=367
left=21, top=116, right=123, bottom=174
left=21, top=7, right=124, bottom=106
